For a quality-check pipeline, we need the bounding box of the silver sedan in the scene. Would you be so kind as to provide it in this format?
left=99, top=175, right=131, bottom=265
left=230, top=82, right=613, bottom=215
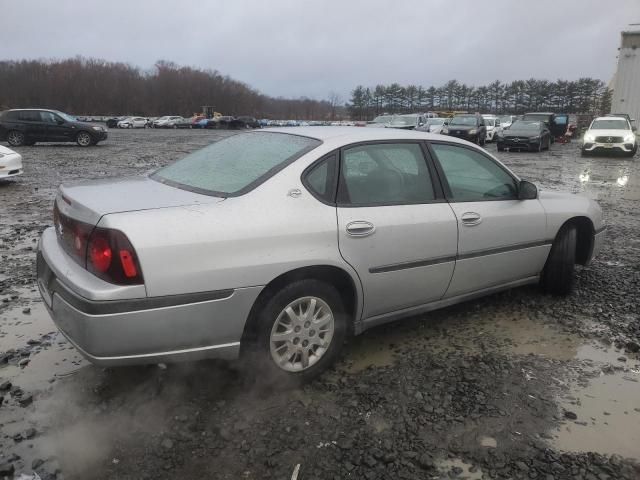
left=37, top=127, right=605, bottom=381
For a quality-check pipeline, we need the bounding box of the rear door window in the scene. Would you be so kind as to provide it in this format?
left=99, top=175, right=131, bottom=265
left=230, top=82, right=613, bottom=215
left=18, top=111, right=41, bottom=122
left=337, top=143, right=435, bottom=205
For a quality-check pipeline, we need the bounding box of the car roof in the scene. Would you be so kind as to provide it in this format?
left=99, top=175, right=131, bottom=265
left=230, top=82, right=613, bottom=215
left=8, top=108, right=61, bottom=113
left=262, top=126, right=470, bottom=145
left=593, top=116, right=626, bottom=121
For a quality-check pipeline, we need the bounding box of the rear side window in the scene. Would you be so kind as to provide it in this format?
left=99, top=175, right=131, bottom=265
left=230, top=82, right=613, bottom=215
left=431, top=144, right=517, bottom=202
left=304, top=154, right=337, bottom=204
left=152, top=132, right=321, bottom=196
left=338, top=143, right=435, bottom=205
left=18, top=111, right=40, bottom=122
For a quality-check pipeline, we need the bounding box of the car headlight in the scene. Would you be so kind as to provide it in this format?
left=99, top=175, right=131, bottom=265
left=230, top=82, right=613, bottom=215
left=442, top=128, right=449, bottom=134
left=531, top=136, right=540, bottom=140
left=584, top=133, right=595, bottom=142
left=92, top=126, right=103, bottom=131
left=624, top=133, right=636, bottom=143
left=469, top=129, right=477, bottom=135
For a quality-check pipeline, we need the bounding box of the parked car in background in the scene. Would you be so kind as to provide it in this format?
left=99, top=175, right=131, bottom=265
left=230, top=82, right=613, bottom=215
left=229, top=116, right=260, bottom=129
left=522, top=112, right=569, bottom=141
left=606, top=113, right=636, bottom=130
left=366, top=115, right=394, bottom=128
left=387, top=114, right=426, bottom=130
left=37, top=127, right=604, bottom=382
left=0, top=109, right=107, bottom=146
left=482, top=116, right=503, bottom=142
left=496, top=120, right=551, bottom=152
left=416, top=117, right=448, bottom=134
left=0, top=145, right=23, bottom=178
left=106, top=116, right=126, bottom=128
left=118, top=117, right=148, bottom=129
left=442, top=114, right=487, bottom=145
left=152, top=116, right=184, bottom=128
left=171, top=117, right=193, bottom=129
left=582, top=116, right=637, bottom=157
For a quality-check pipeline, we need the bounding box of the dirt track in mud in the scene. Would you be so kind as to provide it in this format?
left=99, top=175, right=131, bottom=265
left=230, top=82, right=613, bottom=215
left=1, top=129, right=639, bottom=480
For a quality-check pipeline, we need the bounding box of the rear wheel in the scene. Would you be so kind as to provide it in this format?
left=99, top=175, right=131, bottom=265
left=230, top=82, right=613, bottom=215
left=7, top=130, right=25, bottom=147
left=541, top=224, right=576, bottom=296
left=247, top=279, right=347, bottom=385
left=76, top=131, right=92, bottom=147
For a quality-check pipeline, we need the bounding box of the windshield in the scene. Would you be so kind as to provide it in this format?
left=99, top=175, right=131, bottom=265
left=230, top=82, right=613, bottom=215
left=56, top=111, right=77, bottom=122
left=499, top=116, right=512, bottom=123
left=371, top=115, right=392, bottom=124
left=511, top=121, right=540, bottom=130
left=523, top=114, right=550, bottom=122
left=389, top=115, right=417, bottom=126
left=151, top=132, right=321, bottom=196
left=426, top=118, right=444, bottom=126
left=590, top=119, right=629, bottom=130
left=449, top=116, right=477, bottom=126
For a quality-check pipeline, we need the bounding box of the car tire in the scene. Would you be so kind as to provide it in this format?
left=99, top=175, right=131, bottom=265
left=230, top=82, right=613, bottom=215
left=541, top=224, right=576, bottom=296
left=7, top=131, right=25, bottom=147
left=247, top=279, right=347, bottom=385
left=76, top=131, right=93, bottom=147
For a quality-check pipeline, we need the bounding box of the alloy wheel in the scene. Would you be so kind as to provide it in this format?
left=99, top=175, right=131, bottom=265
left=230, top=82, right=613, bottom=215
left=7, top=131, right=25, bottom=146
left=77, top=132, right=92, bottom=146
left=269, top=296, right=335, bottom=372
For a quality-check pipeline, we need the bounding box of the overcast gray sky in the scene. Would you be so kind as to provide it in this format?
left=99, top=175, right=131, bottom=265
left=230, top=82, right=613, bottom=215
left=1, top=0, right=638, bottom=101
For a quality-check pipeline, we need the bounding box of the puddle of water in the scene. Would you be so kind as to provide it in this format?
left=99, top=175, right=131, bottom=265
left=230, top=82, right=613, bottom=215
left=553, top=344, right=640, bottom=460
left=0, top=297, right=88, bottom=391
left=342, top=306, right=585, bottom=373
left=436, top=458, right=483, bottom=480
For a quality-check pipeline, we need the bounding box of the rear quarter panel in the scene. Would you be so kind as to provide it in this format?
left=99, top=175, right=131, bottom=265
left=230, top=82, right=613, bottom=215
left=97, top=149, right=360, bottom=303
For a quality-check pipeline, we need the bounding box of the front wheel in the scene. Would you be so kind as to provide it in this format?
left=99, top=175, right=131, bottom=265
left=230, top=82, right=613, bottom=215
left=541, top=224, right=576, bottom=296
left=248, top=279, right=347, bottom=384
left=76, top=131, right=93, bottom=147
left=7, top=130, right=25, bottom=147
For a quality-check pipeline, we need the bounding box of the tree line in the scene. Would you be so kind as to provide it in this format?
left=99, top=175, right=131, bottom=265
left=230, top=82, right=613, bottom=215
left=0, top=57, right=336, bottom=119
left=348, top=79, right=612, bottom=120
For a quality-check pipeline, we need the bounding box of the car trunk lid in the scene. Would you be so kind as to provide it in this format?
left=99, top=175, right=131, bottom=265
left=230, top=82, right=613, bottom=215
left=56, top=175, right=224, bottom=225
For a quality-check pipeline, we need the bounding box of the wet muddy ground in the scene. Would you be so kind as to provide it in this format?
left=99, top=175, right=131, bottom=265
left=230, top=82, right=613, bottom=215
left=1, top=129, right=639, bottom=479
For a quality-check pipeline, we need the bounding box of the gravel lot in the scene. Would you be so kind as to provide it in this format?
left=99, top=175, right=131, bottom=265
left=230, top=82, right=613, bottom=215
left=1, top=128, right=639, bottom=480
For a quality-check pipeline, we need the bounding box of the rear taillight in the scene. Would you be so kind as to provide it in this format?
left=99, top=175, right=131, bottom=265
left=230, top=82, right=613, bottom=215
left=53, top=202, right=144, bottom=285
left=86, top=228, right=143, bottom=285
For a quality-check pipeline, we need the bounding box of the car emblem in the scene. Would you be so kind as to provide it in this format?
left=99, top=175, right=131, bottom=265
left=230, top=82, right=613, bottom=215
left=608, top=137, right=612, bottom=143
left=513, top=138, right=519, bottom=142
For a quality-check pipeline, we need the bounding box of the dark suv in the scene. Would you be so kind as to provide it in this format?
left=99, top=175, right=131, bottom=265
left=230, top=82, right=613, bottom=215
left=443, top=114, right=487, bottom=145
left=0, top=109, right=108, bottom=147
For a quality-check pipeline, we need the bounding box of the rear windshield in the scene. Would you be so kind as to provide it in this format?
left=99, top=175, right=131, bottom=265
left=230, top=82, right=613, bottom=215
left=151, top=132, right=321, bottom=196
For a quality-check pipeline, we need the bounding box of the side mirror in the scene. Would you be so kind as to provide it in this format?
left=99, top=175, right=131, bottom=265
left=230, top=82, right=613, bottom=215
left=518, top=180, right=538, bottom=200
left=56, top=119, right=65, bottom=125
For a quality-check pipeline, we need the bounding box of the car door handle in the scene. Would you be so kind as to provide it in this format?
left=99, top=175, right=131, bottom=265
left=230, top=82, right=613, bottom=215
left=346, top=221, right=375, bottom=237
left=461, top=212, right=482, bottom=226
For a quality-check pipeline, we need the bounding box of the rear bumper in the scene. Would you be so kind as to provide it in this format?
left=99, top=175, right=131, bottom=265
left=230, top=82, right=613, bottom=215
left=37, top=227, right=262, bottom=366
